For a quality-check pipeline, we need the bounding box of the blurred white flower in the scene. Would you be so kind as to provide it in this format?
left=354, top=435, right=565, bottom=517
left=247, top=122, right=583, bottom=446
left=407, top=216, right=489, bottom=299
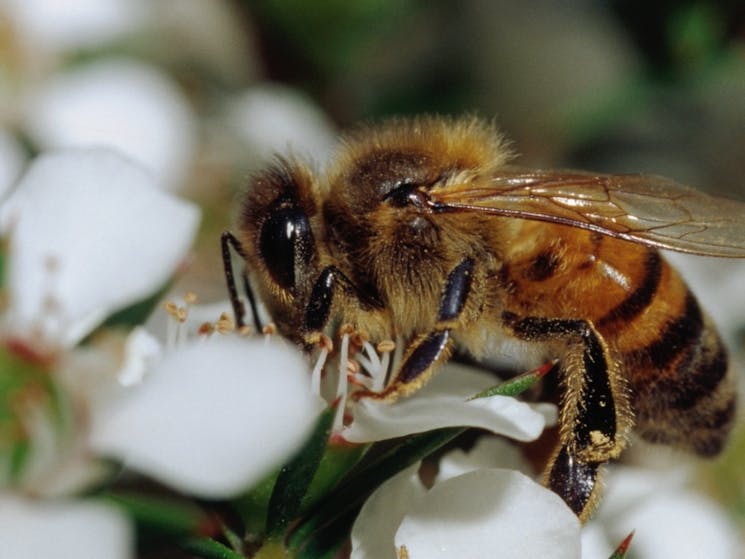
left=0, top=147, right=200, bottom=348
left=586, top=465, right=742, bottom=559
left=91, top=336, right=326, bottom=498
left=24, top=59, right=197, bottom=191
left=352, top=465, right=581, bottom=559
left=223, top=84, right=337, bottom=171
left=0, top=130, right=26, bottom=201
left=2, top=0, right=148, bottom=54
left=0, top=495, right=133, bottom=559
left=0, top=147, right=198, bottom=499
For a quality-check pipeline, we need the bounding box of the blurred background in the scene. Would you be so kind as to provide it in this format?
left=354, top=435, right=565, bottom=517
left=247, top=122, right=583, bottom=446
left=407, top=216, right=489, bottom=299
left=2, top=0, right=745, bottom=552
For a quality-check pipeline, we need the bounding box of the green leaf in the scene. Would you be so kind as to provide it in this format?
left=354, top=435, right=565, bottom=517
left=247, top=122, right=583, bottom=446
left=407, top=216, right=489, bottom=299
left=0, top=343, right=67, bottom=483
left=300, top=440, right=368, bottom=511
left=289, top=427, right=461, bottom=557
left=266, top=407, right=335, bottom=536
left=469, top=360, right=556, bottom=399
left=95, top=280, right=172, bottom=333
left=179, top=537, right=246, bottom=559
left=105, top=492, right=208, bottom=538
left=608, top=531, right=634, bottom=559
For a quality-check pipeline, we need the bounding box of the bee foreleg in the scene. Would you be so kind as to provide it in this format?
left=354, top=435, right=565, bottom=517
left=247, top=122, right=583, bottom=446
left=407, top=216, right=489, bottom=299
left=359, top=258, right=474, bottom=401
left=505, top=314, right=632, bottom=520
left=301, top=265, right=383, bottom=344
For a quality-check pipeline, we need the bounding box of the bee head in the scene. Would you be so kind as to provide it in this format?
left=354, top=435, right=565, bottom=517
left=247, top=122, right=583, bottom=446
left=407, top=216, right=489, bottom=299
left=237, top=159, right=322, bottom=334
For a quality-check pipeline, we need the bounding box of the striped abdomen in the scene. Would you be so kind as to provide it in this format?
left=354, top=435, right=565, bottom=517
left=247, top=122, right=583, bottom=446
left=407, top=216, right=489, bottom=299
left=597, top=249, right=736, bottom=457
left=501, top=222, right=737, bottom=457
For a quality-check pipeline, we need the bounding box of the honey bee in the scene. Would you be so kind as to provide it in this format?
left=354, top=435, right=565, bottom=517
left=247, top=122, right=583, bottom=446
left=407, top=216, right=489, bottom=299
left=222, top=116, right=745, bottom=520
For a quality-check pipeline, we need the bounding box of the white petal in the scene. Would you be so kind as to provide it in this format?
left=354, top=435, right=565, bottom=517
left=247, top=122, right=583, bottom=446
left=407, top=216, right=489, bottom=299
left=342, top=363, right=550, bottom=443
left=3, top=148, right=200, bottom=346
left=117, top=327, right=163, bottom=386
left=0, top=496, right=133, bottom=559
left=25, top=59, right=196, bottom=190
left=580, top=522, right=614, bottom=559
left=0, top=129, right=26, bottom=201
left=395, top=469, right=581, bottom=559
left=607, top=492, right=740, bottom=559
left=90, top=337, right=326, bottom=498
left=351, top=463, right=426, bottom=559
left=224, top=84, right=337, bottom=169
left=4, top=0, right=147, bottom=53
left=592, top=465, right=741, bottom=559
left=437, top=436, right=529, bottom=483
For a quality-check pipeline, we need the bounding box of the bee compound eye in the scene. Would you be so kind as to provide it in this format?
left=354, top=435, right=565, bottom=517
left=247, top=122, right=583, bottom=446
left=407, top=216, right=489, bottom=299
left=259, top=204, right=313, bottom=292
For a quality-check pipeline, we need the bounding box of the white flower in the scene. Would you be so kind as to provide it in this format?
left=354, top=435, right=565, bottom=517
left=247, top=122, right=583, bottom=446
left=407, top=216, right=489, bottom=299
left=341, top=361, right=556, bottom=444
left=351, top=464, right=581, bottom=559
left=0, top=495, right=133, bottom=559
left=0, top=130, right=26, bottom=200
left=2, top=0, right=148, bottom=54
left=24, top=59, right=197, bottom=191
left=222, top=84, right=337, bottom=171
left=0, top=147, right=198, bottom=499
left=90, top=336, right=326, bottom=498
left=585, top=463, right=743, bottom=559
left=1, top=147, right=200, bottom=348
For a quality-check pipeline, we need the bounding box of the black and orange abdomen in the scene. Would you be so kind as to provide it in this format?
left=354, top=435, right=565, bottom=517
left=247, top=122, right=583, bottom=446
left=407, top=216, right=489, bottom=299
left=500, top=222, right=736, bottom=457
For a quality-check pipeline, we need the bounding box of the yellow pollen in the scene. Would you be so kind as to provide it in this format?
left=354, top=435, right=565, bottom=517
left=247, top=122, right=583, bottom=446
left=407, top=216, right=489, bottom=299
left=163, top=301, right=180, bottom=317
left=184, top=291, right=198, bottom=305
left=377, top=339, right=396, bottom=353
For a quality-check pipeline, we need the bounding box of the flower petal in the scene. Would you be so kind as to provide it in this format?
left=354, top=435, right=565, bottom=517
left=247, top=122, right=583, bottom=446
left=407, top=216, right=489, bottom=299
left=0, top=129, right=26, bottom=201
left=4, top=0, right=146, bottom=53
left=594, top=465, right=740, bottom=559
left=607, top=492, right=739, bottom=559
left=395, top=469, right=581, bottom=559
left=342, top=363, right=552, bottom=443
left=224, top=84, right=337, bottom=170
left=24, top=59, right=196, bottom=191
left=0, top=496, right=133, bottom=559
left=436, top=436, right=530, bottom=484
left=90, top=337, right=326, bottom=498
left=2, top=148, right=199, bottom=346
left=350, top=463, right=426, bottom=559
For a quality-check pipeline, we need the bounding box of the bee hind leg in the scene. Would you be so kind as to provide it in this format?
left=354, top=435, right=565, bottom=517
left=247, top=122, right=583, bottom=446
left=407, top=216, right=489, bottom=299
left=357, top=258, right=475, bottom=401
left=506, top=315, right=632, bottom=520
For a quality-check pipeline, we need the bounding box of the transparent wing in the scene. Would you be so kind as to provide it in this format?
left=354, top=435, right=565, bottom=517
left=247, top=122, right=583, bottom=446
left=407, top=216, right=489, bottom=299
left=427, top=167, right=745, bottom=257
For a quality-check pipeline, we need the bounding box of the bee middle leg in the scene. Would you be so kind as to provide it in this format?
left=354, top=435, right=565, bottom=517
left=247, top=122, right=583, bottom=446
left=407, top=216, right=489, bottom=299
left=358, top=258, right=475, bottom=401
left=505, top=314, right=632, bottom=520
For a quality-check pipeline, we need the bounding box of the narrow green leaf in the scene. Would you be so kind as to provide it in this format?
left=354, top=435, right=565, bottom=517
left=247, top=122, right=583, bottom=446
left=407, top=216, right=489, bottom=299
left=266, top=406, right=335, bottom=536
left=105, top=492, right=207, bottom=537
left=289, top=427, right=461, bottom=555
left=96, top=280, right=172, bottom=332
left=233, top=470, right=279, bottom=538
left=469, top=360, right=556, bottom=399
left=300, top=440, right=369, bottom=510
left=179, top=537, right=246, bottom=559
left=608, top=531, right=634, bottom=559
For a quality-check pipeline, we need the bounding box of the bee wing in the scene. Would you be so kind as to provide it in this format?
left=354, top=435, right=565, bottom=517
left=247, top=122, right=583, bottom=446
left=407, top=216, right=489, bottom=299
left=427, top=168, right=745, bottom=257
